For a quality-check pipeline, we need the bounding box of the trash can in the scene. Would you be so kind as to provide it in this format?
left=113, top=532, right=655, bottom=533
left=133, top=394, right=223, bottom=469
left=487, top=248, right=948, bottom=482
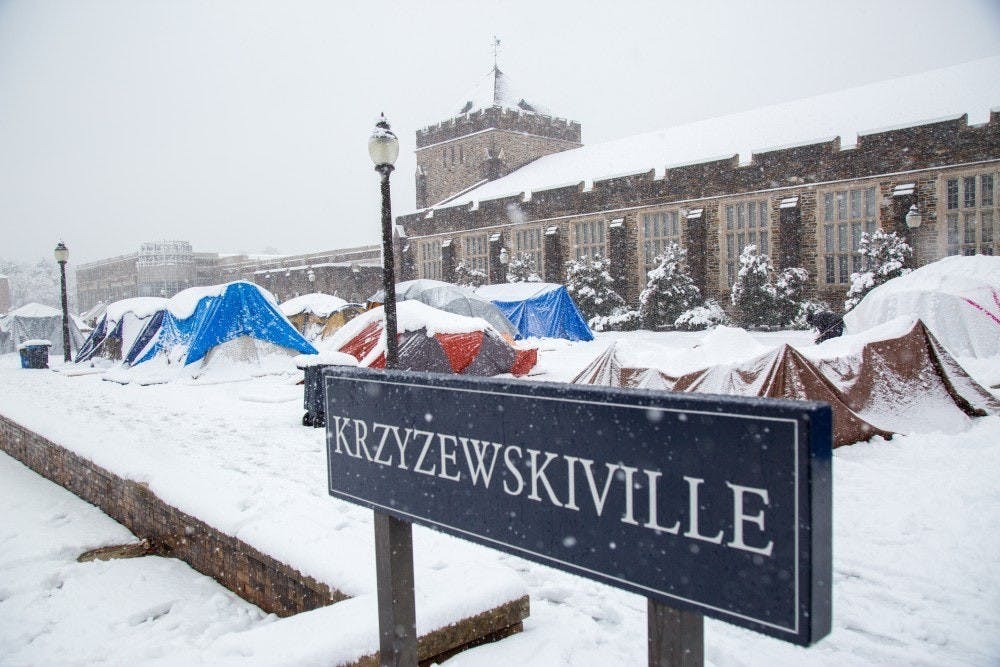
left=18, top=340, right=51, bottom=369
left=301, top=363, right=332, bottom=427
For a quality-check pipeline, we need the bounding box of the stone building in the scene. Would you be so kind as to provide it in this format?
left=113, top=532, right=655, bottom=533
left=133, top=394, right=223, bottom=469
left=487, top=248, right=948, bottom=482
left=396, top=57, right=1000, bottom=310
left=76, top=242, right=381, bottom=312
left=0, top=275, right=11, bottom=313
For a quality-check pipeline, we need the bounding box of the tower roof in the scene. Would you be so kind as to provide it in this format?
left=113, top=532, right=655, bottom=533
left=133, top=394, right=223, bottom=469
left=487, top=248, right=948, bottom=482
left=454, top=66, right=551, bottom=116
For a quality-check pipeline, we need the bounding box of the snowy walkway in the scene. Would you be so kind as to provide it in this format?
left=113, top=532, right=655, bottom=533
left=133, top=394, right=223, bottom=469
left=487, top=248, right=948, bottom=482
left=1, top=331, right=999, bottom=665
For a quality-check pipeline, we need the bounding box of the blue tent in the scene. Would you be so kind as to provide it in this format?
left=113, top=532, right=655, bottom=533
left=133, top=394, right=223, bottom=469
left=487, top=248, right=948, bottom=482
left=127, top=281, right=317, bottom=366
left=475, top=283, right=594, bottom=342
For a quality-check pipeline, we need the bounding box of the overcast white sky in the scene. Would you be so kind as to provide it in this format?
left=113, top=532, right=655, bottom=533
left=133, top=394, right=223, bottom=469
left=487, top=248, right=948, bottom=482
left=1, top=0, right=998, bottom=266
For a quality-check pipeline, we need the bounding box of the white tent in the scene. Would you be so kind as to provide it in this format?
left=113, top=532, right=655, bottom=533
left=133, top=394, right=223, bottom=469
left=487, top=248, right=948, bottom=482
left=0, top=303, right=85, bottom=356
left=844, top=255, right=1000, bottom=358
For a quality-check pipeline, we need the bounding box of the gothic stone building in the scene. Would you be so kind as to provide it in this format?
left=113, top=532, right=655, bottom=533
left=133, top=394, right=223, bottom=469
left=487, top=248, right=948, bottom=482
left=396, top=59, right=1000, bottom=311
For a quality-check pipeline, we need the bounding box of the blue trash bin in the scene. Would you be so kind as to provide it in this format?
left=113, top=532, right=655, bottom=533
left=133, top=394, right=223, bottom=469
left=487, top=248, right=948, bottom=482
left=18, top=341, right=51, bottom=369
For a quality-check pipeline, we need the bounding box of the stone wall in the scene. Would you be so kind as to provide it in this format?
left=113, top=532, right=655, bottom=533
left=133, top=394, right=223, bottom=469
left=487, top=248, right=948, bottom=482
left=0, top=414, right=529, bottom=664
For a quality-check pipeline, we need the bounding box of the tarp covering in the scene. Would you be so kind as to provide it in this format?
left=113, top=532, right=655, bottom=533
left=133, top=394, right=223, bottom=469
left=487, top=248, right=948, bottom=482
left=280, top=295, right=365, bottom=342
left=327, top=300, right=536, bottom=376
left=128, top=281, right=317, bottom=366
left=76, top=297, right=167, bottom=363
left=474, top=283, right=594, bottom=341
left=572, top=319, right=999, bottom=447
left=368, top=279, right=519, bottom=340
left=844, top=255, right=1000, bottom=358
left=0, top=303, right=85, bottom=356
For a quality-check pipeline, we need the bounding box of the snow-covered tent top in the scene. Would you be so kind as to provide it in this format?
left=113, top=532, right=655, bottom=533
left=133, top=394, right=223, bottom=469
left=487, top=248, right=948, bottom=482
left=452, top=66, right=551, bottom=117
left=474, top=282, right=593, bottom=341
left=368, top=279, right=519, bottom=340
left=426, top=56, right=1000, bottom=213
left=572, top=318, right=999, bottom=447
left=279, top=293, right=349, bottom=319
left=76, top=297, right=167, bottom=363
left=321, top=300, right=536, bottom=376
left=844, top=255, right=1000, bottom=358
left=128, top=281, right=316, bottom=366
left=0, top=302, right=84, bottom=356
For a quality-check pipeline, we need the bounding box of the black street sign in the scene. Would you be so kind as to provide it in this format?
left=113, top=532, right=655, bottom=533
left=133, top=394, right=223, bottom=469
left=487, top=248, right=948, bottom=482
left=325, top=366, right=832, bottom=646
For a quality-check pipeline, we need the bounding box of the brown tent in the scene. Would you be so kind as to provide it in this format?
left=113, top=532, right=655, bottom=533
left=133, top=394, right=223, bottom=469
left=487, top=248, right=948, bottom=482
left=572, top=320, right=998, bottom=447
left=318, top=304, right=366, bottom=340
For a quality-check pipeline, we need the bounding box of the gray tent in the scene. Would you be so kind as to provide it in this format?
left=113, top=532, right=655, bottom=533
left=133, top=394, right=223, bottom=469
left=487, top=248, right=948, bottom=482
left=368, top=279, right=519, bottom=339
left=0, top=303, right=85, bottom=356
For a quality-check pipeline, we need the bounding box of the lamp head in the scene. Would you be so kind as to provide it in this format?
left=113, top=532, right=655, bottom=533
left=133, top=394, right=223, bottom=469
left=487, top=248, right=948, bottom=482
left=368, top=113, right=399, bottom=168
left=905, top=204, right=922, bottom=229
left=54, top=241, right=69, bottom=264
left=499, top=247, right=509, bottom=265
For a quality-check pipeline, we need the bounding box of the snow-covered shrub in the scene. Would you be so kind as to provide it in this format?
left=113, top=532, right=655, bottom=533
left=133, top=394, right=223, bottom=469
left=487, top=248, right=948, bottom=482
left=638, top=242, right=702, bottom=329
left=674, top=300, right=729, bottom=330
left=506, top=252, right=542, bottom=283
left=453, top=261, right=487, bottom=288
left=792, top=299, right=831, bottom=330
left=730, top=245, right=779, bottom=328
left=590, top=308, right=640, bottom=332
left=844, top=229, right=912, bottom=312
left=565, top=254, right=626, bottom=320
left=773, top=266, right=809, bottom=327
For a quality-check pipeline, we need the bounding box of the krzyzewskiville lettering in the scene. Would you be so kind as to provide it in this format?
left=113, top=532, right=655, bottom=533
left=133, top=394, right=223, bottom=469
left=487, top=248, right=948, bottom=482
left=329, top=415, right=774, bottom=557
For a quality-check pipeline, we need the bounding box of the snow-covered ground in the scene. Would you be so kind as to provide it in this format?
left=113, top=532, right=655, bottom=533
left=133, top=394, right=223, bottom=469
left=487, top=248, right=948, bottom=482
left=1, top=328, right=999, bottom=666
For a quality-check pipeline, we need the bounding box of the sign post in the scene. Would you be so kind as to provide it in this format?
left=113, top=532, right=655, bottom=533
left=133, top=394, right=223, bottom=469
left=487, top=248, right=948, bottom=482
left=325, top=367, right=833, bottom=661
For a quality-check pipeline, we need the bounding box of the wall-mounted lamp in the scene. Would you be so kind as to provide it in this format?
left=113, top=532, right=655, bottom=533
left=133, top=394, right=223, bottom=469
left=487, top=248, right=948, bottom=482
left=905, top=204, right=922, bottom=229
left=499, top=247, right=510, bottom=265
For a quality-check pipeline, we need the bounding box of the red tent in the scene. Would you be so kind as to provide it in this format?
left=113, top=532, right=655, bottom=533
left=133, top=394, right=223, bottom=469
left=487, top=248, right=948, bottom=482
left=338, top=319, right=536, bottom=376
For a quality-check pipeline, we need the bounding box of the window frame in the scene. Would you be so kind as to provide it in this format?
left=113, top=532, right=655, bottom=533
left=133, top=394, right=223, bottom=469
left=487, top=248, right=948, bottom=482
left=719, top=197, right=773, bottom=290
left=815, top=183, right=879, bottom=287
left=572, top=218, right=607, bottom=260
left=940, top=167, right=999, bottom=257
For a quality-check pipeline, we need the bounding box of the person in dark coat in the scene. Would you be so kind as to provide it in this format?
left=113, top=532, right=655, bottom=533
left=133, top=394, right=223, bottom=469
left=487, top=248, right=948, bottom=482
left=806, top=310, right=844, bottom=344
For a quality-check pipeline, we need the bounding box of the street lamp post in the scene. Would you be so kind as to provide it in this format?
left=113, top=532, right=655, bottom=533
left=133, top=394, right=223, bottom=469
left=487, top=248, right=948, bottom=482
left=53, top=241, right=71, bottom=362
left=369, top=114, right=400, bottom=368
left=368, top=114, right=416, bottom=667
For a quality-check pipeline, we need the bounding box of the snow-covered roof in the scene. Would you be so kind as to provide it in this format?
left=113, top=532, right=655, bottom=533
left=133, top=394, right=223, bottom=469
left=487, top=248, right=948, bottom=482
left=474, top=282, right=561, bottom=301
left=9, top=303, right=61, bottom=318
left=104, top=297, right=169, bottom=322
left=452, top=66, right=551, bottom=117
left=431, top=56, right=1000, bottom=213
left=279, top=293, right=349, bottom=318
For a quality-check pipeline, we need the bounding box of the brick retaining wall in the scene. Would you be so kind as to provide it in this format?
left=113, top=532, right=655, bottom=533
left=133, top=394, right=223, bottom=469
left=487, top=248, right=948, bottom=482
left=0, top=413, right=528, bottom=665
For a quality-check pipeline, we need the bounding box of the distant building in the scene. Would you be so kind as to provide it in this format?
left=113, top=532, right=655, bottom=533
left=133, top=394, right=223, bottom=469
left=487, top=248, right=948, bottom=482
left=395, top=58, right=1000, bottom=309
left=75, top=241, right=382, bottom=311
left=0, top=275, right=11, bottom=313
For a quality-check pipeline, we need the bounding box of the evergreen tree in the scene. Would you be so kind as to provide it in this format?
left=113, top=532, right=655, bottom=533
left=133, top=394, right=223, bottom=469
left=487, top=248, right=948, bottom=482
left=564, top=254, right=626, bottom=320
left=638, top=242, right=702, bottom=328
left=730, top=245, right=779, bottom=328
left=453, top=261, right=487, bottom=288
left=773, top=266, right=809, bottom=327
left=844, top=229, right=912, bottom=311
left=505, top=252, right=542, bottom=283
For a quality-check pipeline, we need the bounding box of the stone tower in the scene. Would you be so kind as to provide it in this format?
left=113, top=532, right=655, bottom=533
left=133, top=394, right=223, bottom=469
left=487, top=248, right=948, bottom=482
left=414, top=66, right=582, bottom=209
